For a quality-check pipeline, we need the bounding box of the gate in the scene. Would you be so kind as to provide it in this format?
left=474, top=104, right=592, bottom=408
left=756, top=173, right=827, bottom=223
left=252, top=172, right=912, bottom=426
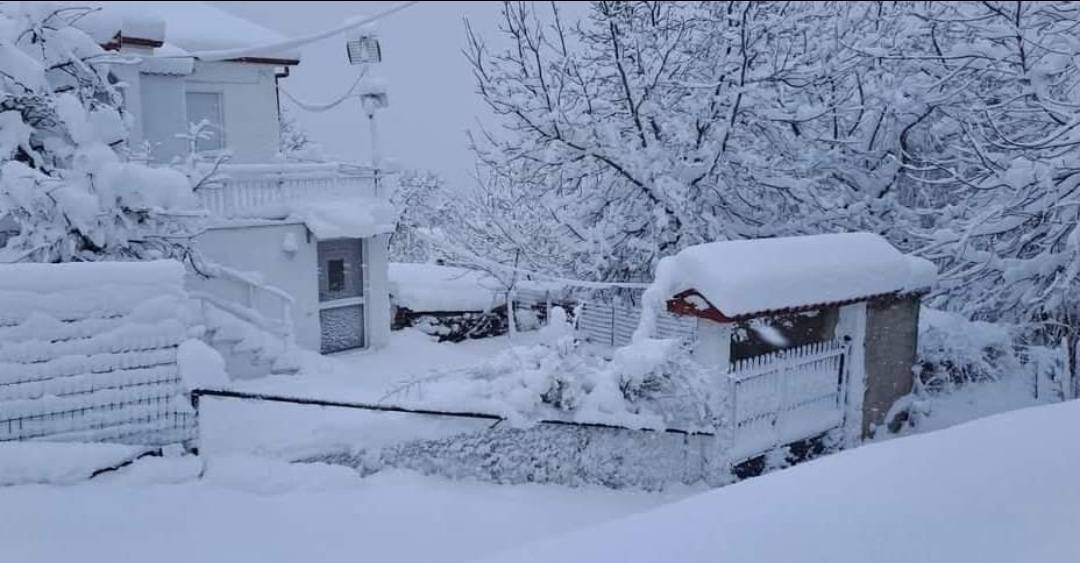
left=726, top=339, right=848, bottom=460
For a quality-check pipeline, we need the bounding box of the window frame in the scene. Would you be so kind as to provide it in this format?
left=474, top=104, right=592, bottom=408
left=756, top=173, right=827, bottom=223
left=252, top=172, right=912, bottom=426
left=184, top=90, right=227, bottom=154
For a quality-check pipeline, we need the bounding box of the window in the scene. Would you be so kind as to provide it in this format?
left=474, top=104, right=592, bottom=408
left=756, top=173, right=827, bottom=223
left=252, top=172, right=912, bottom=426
left=185, top=91, right=225, bottom=152
left=318, top=239, right=364, bottom=302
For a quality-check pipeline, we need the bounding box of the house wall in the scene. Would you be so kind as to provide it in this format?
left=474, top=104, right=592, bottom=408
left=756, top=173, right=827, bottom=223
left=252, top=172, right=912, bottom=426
left=139, top=73, right=189, bottom=162
left=136, top=60, right=282, bottom=164
left=192, top=224, right=393, bottom=353
left=192, top=222, right=321, bottom=352
left=365, top=233, right=392, bottom=348
left=863, top=294, right=921, bottom=436
left=184, top=61, right=282, bottom=163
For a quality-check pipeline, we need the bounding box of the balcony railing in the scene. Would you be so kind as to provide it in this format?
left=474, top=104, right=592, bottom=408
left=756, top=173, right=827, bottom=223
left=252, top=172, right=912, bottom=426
left=195, top=163, right=383, bottom=218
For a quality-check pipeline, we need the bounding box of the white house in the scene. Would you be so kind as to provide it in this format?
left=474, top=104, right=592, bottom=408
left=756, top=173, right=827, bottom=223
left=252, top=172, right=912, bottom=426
left=84, top=2, right=395, bottom=373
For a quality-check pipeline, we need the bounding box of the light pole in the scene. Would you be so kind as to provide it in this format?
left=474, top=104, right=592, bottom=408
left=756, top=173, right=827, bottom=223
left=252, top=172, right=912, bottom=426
left=346, top=26, right=388, bottom=193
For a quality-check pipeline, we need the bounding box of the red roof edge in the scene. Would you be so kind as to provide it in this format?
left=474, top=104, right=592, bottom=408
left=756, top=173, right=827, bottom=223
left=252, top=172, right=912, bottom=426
left=666, top=288, right=927, bottom=323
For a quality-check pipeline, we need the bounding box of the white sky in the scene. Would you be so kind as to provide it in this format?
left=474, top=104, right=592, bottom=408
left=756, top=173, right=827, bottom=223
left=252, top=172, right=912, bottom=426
left=213, top=1, right=584, bottom=189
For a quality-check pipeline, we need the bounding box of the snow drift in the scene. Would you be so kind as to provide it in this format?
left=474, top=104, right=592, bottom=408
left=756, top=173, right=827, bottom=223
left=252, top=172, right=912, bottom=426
left=477, top=400, right=1080, bottom=563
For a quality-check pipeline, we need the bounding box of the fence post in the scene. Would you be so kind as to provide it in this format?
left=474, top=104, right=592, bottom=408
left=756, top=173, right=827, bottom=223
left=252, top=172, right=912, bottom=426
left=775, top=351, right=790, bottom=450
left=610, top=302, right=616, bottom=348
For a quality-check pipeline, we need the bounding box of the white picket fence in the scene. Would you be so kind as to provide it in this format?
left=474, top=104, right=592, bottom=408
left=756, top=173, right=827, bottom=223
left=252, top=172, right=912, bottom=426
left=575, top=301, right=697, bottom=348
left=726, top=339, right=848, bottom=461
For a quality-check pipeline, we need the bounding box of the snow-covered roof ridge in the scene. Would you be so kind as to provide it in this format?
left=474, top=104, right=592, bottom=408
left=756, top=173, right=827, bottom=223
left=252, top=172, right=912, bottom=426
left=651, top=232, right=937, bottom=320
left=87, top=2, right=300, bottom=63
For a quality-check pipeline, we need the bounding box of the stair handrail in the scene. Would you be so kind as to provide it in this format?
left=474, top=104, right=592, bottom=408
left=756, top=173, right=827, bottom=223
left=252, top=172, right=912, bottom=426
left=193, top=263, right=296, bottom=348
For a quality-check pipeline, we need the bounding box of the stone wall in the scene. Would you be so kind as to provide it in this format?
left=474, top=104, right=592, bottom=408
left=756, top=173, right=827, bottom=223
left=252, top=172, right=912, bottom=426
left=863, top=294, right=921, bottom=436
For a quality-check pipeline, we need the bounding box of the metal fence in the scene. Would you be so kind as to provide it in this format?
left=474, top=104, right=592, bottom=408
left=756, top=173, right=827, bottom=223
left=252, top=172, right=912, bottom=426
left=0, top=262, right=198, bottom=447
left=575, top=301, right=697, bottom=348
left=0, top=347, right=197, bottom=447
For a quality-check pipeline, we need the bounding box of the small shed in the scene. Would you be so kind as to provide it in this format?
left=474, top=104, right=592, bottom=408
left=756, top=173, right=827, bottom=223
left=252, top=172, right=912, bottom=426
left=646, top=232, right=936, bottom=438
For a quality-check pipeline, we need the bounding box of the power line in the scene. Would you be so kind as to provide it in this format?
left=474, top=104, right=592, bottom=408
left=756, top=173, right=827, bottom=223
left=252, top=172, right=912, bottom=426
left=190, top=1, right=419, bottom=62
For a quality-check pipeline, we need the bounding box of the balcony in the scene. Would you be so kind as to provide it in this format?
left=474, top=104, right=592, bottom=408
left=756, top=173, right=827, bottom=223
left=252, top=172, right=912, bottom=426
left=195, top=163, right=384, bottom=219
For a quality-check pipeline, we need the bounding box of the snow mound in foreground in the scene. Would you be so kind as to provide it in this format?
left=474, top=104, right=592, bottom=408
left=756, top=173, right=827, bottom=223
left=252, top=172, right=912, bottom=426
left=0, top=441, right=149, bottom=486
left=477, top=400, right=1080, bottom=563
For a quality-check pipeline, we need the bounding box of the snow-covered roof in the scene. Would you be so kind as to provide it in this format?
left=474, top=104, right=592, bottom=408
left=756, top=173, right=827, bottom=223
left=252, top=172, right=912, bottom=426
left=137, top=43, right=195, bottom=75
left=389, top=263, right=503, bottom=313
left=292, top=197, right=397, bottom=240
left=87, top=2, right=300, bottom=63
left=652, top=233, right=936, bottom=320
left=223, top=196, right=397, bottom=240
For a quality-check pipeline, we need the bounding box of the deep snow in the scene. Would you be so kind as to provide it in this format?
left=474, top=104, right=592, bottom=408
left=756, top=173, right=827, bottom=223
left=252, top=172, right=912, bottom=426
left=0, top=456, right=691, bottom=563
left=479, top=400, right=1080, bottom=563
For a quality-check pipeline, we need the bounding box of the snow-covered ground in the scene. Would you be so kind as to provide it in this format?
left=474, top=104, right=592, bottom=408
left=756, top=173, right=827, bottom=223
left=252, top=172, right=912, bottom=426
left=5, top=397, right=1076, bottom=563
left=4, top=326, right=1075, bottom=563
left=239, top=328, right=543, bottom=402
left=199, top=329, right=547, bottom=458
left=0, top=456, right=692, bottom=563
left=479, top=399, right=1080, bottom=563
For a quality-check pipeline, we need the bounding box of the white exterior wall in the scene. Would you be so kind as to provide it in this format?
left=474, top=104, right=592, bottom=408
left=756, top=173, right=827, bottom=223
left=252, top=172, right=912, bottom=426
left=139, top=73, right=189, bottom=162
left=134, top=60, right=282, bottom=164
left=835, top=301, right=868, bottom=445
left=193, top=223, right=321, bottom=352
left=692, top=318, right=733, bottom=367
left=184, top=61, right=282, bottom=163
left=364, top=233, right=392, bottom=349
left=192, top=224, right=393, bottom=353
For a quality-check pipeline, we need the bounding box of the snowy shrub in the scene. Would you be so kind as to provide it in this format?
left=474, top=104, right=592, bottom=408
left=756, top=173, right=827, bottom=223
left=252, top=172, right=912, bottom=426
left=917, top=309, right=1022, bottom=391
left=391, top=337, right=720, bottom=432
left=0, top=3, right=198, bottom=263
left=917, top=308, right=1065, bottom=397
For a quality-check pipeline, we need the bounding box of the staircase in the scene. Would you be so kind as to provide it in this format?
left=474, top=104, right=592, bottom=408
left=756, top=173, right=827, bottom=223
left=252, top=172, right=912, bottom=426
left=189, top=265, right=302, bottom=380
left=202, top=305, right=301, bottom=379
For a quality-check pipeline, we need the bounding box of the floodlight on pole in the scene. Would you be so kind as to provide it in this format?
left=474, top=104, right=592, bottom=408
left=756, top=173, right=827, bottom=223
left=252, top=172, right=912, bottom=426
left=345, top=24, right=387, bottom=176
left=346, top=30, right=382, bottom=65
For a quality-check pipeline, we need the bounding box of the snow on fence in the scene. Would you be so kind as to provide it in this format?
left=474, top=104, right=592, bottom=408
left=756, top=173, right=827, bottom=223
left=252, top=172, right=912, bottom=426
left=197, top=163, right=379, bottom=217
left=0, top=261, right=197, bottom=446
left=191, top=340, right=851, bottom=489
left=727, top=339, right=848, bottom=461
left=576, top=301, right=697, bottom=348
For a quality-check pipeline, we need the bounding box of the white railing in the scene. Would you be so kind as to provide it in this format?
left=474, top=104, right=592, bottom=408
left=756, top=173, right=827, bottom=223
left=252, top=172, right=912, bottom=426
left=195, top=163, right=382, bottom=218
left=189, top=264, right=295, bottom=347
left=727, top=339, right=848, bottom=461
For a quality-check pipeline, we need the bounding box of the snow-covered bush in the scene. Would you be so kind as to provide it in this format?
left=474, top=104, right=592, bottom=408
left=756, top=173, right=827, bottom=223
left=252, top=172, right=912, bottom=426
left=917, top=308, right=1065, bottom=397
left=391, top=336, right=720, bottom=432
left=0, top=3, right=197, bottom=263
left=917, top=309, right=1023, bottom=391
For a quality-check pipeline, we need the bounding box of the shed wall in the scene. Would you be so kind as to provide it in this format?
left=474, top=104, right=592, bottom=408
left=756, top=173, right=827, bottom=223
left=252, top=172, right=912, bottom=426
left=863, top=294, right=920, bottom=436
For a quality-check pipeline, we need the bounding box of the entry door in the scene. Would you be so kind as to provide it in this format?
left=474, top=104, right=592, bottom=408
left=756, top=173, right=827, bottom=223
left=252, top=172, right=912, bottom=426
left=317, top=239, right=365, bottom=353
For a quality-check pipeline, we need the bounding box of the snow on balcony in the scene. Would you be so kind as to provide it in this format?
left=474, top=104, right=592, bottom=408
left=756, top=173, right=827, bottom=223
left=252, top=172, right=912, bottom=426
left=196, top=163, right=385, bottom=219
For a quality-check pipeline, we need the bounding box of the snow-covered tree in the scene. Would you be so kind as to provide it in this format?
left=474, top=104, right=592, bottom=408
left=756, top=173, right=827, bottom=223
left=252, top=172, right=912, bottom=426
left=388, top=169, right=453, bottom=262
left=464, top=2, right=891, bottom=283
left=867, top=2, right=1080, bottom=376
left=0, top=3, right=198, bottom=263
